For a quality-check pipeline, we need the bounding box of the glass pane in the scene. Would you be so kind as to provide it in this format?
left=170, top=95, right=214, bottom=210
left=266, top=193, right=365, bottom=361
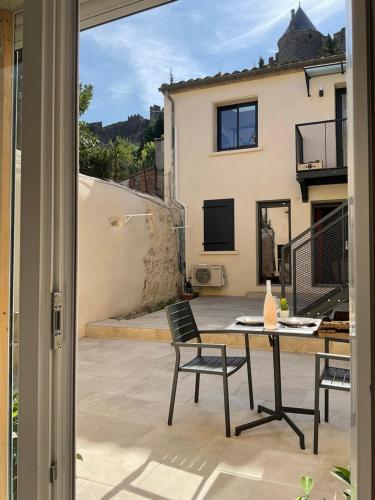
left=219, top=108, right=237, bottom=149
left=15, top=49, right=23, bottom=150
left=239, top=104, right=257, bottom=146
left=0, top=6, right=22, bottom=498
left=259, top=203, right=290, bottom=284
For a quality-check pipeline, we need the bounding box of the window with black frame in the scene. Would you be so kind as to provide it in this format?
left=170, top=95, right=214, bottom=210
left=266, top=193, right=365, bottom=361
left=217, top=101, right=258, bottom=151
left=257, top=200, right=291, bottom=284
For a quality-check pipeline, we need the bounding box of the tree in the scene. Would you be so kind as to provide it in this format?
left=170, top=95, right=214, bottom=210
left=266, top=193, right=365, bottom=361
left=106, top=137, right=139, bottom=182
left=78, top=83, right=155, bottom=183
left=143, top=114, right=164, bottom=143
left=79, top=83, right=110, bottom=178
left=322, top=34, right=338, bottom=56
left=140, top=141, right=156, bottom=169
left=79, top=83, right=93, bottom=117
left=79, top=130, right=112, bottom=180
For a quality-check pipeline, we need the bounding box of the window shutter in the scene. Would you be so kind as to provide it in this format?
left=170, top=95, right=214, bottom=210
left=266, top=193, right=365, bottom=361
left=203, top=199, right=234, bottom=251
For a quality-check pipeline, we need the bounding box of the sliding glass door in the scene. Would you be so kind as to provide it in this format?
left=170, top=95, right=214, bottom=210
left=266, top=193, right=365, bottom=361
left=16, top=1, right=79, bottom=498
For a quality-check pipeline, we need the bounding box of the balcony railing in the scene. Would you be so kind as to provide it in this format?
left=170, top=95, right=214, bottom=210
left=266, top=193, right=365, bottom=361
left=295, top=118, right=347, bottom=171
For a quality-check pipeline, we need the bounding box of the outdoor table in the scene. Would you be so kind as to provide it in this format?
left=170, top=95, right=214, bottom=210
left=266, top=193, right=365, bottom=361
left=225, top=319, right=322, bottom=450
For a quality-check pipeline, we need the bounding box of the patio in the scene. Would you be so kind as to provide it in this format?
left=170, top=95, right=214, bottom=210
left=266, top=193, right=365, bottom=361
left=85, top=297, right=264, bottom=335
left=77, top=337, right=350, bottom=499
left=85, top=296, right=349, bottom=354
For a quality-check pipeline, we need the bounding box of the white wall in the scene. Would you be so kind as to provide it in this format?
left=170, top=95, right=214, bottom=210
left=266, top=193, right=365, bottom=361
left=164, top=67, right=348, bottom=296
left=78, top=175, right=181, bottom=337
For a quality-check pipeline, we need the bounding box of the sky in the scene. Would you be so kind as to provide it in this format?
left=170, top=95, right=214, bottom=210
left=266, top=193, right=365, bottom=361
left=79, top=0, right=346, bottom=125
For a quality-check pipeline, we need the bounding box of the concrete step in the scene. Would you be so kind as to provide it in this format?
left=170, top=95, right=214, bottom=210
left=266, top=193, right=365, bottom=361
left=85, top=323, right=349, bottom=355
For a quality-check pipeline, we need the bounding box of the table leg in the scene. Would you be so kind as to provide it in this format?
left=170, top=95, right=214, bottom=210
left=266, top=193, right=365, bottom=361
left=235, top=414, right=277, bottom=436
left=235, top=333, right=309, bottom=450
left=244, top=333, right=254, bottom=410
left=272, top=335, right=282, bottom=411
left=280, top=410, right=305, bottom=449
left=282, top=406, right=315, bottom=416
left=257, top=405, right=276, bottom=417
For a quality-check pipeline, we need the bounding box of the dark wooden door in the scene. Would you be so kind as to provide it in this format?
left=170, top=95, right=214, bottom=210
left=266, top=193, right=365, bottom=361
left=312, top=203, right=345, bottom=286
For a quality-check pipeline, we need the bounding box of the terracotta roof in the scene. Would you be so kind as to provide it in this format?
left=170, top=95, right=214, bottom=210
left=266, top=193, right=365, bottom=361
left=159, top=54, right=346, bottom=95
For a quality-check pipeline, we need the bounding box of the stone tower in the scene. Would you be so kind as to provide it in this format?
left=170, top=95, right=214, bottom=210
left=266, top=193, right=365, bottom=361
left=277, top=6, right=324, bottom=64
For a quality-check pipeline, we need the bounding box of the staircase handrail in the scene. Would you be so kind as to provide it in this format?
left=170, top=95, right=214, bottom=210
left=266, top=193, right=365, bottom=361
left=283, top=201, right=348, bottom=250
left=281, top=201, right=348, bottom=300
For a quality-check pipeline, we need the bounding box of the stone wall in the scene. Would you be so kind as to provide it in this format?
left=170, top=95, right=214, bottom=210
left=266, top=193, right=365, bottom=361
left=126, top=139, right=164, bottom=198
left=333, top=28, right=346, bottom=54
left=88, top=114, right=149, bottom=145
left=127, top=167, right=157, bottom=195
left=278, top=29, right=324, bottom=64
left=78, top=174, right=182, bottom=336
left=155, top=138, right=164, bottom=198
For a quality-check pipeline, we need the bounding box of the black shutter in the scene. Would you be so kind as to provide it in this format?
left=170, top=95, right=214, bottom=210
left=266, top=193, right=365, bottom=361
left=203, top=199, right=234, bottom=251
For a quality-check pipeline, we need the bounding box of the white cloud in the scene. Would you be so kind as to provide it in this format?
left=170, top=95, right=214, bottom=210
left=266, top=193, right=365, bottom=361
left=205, top=0, right=345, bottom=55
left=85, top=21, right=205, bottom=114
left=80, top=0, right=346, bottom=122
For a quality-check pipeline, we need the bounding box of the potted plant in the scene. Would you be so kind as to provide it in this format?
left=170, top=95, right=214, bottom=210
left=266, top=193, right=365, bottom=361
left=296, top=466, right=352, bottom=499
left=279, top=297, right=290, bottom=318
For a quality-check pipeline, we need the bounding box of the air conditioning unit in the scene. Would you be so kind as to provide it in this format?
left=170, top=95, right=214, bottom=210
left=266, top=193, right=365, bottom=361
left=297, top=160, right=323, bottom=171
left=192, top=264, right=226, bottom=287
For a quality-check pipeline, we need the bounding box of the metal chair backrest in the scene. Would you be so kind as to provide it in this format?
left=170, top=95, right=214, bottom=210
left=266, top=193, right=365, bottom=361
left=324, top=336, right=350, bottom=368
left=165, top=301, right=199, bottom=343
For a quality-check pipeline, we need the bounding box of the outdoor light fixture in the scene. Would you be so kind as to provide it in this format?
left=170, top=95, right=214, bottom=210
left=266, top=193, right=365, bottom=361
left=319, top=86, right=324, bottom=97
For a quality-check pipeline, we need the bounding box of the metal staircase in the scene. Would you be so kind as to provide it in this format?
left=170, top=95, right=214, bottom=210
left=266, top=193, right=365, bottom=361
left=281, top=202, right=349, bottom=317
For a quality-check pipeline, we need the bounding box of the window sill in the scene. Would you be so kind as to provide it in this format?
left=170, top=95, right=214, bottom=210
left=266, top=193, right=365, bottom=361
left=210, top=146, right=263, bottom=157
left=199, top=250, right=239, bottom=255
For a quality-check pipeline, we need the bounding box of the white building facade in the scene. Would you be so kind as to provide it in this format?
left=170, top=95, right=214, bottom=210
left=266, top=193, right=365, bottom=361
left=162, top=15, right=347, bottom=297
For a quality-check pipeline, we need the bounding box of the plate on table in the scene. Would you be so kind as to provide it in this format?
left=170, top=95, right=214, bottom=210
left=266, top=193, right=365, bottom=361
left=236, top=316, right=264, bottom=326
left=278, top=317, right=317, bottom=328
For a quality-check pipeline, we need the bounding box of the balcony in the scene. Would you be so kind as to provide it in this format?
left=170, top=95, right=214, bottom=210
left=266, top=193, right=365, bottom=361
left=295, top=119, right=348, bottom=202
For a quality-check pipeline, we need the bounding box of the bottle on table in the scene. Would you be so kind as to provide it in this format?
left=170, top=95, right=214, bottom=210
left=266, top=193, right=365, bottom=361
left=263, top=280, right=278, bottom=330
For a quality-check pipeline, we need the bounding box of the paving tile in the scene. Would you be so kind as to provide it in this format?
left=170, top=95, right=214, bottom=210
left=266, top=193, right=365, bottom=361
left=76, top=478, right=113, bottom=499
left=77, top=338, right=350, bottom=500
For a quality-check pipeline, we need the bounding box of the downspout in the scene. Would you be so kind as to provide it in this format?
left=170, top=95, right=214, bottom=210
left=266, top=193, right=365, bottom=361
left=165, top=91, right=188, bottom=288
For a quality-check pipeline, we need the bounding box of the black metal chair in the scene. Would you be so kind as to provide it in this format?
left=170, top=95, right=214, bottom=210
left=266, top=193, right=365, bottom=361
left=314, top=337, right=350, bottom=454
left=166, top=301, right=254, bottom=437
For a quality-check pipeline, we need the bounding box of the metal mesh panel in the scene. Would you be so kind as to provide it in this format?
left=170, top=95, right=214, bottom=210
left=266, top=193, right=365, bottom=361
left=296, top=119, right=347, bottom=169
left=281, top=203, right=348, bottom=316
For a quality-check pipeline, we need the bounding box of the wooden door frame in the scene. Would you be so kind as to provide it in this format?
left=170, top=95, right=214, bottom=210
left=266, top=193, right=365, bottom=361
left=0, top=9, right=13, bottom=500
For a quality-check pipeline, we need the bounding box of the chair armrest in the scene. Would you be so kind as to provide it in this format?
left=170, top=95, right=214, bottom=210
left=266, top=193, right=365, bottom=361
left=172, top=341, right=226, bottom=355
left=316, top=352, right=350, bottom=362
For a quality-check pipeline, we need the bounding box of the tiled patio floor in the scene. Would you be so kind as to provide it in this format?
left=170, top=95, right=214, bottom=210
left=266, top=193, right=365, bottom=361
left=87, top=296, right=264, bottom=331
left=77, top=338, right=350, bottom=500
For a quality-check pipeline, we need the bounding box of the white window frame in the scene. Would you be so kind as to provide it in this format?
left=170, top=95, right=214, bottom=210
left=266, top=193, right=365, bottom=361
left=17, top=1, right=177, bottom=499
left=18, top=0, right=79, bottom=498
left=348, top=0, right=374, bottom=498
